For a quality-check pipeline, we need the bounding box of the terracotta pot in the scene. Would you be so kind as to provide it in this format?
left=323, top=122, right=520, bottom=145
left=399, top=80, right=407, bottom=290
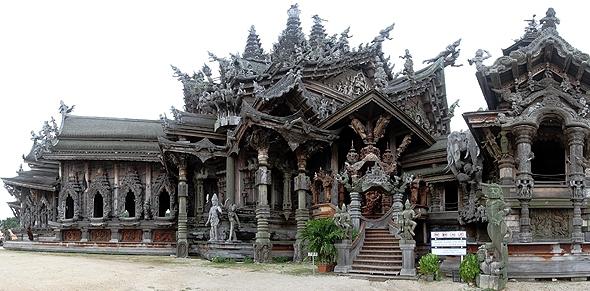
left=317, top=263, right=335, bottom=273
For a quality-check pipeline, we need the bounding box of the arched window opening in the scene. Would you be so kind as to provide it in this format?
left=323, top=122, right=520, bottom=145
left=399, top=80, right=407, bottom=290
left=125, top=190, right=136, bottom=217
left=159, top=190, right=170, bottom=217
left=93, top=193, right=103, bottom=218
left=65, top=195, right=74, bottom=219
left=531, top=117, right=566, bottom=183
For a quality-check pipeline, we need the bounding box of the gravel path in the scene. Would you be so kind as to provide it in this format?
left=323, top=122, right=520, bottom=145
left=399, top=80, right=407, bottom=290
left=1, top=247, right=589, bottom=291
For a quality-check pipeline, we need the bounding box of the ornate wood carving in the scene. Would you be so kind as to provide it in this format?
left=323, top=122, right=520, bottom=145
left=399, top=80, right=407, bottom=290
left=530, top=209, right=572, bottom=240
left=312, top=169, right=333, bottom=204
left=86, top=168, right=112, bottom=219
left=58, top=173, right=82, bottom=221
left=62, top=229, right=81, bottom=241
left=90, top=229, right=111, bottom=242
left=120, top=229, right=142, bottom=242
left=118, top=169, right=144, bottom=218
left=153, top=229, right=176, bottom=242
left=151, top=174, right=176, bottom=218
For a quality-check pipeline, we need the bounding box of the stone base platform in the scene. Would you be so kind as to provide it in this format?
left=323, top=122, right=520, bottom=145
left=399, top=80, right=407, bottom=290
left=3, top=240, right=175, bottom=256
left=191, top=241, right=254, bottom=260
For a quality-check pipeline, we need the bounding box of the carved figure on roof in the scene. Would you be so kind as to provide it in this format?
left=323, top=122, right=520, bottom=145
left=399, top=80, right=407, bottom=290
left=373, top=56, right=389, bottom=89
left=448, top=99, right=460, bottom=118
left=468, top=49, right=491, bottom=72
left=540, top=8, right=559, bottom=30
left=205, top=193, right=222, bottom=241
left=400, top=49, right=415, bottom=80
left=371, top=23, right=395, bottom=46
left=58, top=100, right=74, bottom=119
left=424, top=39, right=462, bottom=67
left=524, top=14, right=538, bottom=35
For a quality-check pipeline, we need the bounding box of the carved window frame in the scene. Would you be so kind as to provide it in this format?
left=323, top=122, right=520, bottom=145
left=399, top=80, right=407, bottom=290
left=118, top=171, right=144, bottom=219
left=86, top=178, right=112, bottom=219
left=151, top=174, right=176, bottom=218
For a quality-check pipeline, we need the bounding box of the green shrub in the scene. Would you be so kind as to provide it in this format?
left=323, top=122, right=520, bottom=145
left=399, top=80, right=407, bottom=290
left=242, top=257, right=254, bottom=264
left=418, top=253, right=441, bottom=280
left=300, top=218, right=343, bottom=264
left=459, top=253, right=479, bottom=283
left=211, top=256, right=235, bottom=263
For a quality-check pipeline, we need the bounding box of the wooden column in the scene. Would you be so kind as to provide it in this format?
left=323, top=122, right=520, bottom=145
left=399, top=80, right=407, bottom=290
left=226, top=154, right=236, bottom=205
left=293, top=148, right=310, bottom=262
left=513, top=124, right=536, bottom=243
left=176, top=155, right=189, bottom=258
left=254, top=146, right=272, bottom=263
left=282, top=171, right=292, bottom=220
left=567, top=127, right=586, bottom=250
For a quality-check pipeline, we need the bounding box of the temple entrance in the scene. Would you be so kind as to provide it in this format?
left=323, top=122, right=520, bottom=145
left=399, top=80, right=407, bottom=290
left=93, top=194, right=103, bottom=218
left=444, top=182, right=458, bottom=211
left=125, top=191, right=135, bottom=217
left=65, top=195, right=74, bottom=219
left=158, top=190, right=170, bottom=217
left=531, top=118, right=565, bottom=182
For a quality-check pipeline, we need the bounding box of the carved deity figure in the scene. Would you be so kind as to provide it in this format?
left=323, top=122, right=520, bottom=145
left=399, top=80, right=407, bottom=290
left=226, top=203, right=240, bottom=242
left=424, top=39, right=462, bottom=67
left=400, top=49, right=414, bottom=79
left=540, top=8, right=559, bottom=30
left=205, top=193, right=222, bottom=241
left=399, top=200, right=418, bottom=240
left=480, top=183, right=510, bottom=287
left=333, top=204, right=353, bottom=240
left=468, top=49, right=491, bottom=71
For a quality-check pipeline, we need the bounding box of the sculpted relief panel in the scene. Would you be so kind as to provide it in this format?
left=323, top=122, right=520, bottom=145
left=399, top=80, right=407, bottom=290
left=530, top=209, right=572, bottom=240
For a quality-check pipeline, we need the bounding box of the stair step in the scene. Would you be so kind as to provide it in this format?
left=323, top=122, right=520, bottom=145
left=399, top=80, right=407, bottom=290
left=355, top=254, right=402, bottom=260
left=363, top=242, right=399, bottom=246
left=349, top=273, right=397, bottom=281
left=349, top=269, right=400, bottom=276
left=362, top=246, right=400, bottom=250
left=351, top=264, right=402, bottom=271
left=359, top=249, right=402, bottom=255
left=353, top=259, right=402, bottom=265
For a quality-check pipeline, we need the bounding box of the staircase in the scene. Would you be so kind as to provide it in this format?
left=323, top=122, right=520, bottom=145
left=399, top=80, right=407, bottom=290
left=349, top=228, right=402, bottom=279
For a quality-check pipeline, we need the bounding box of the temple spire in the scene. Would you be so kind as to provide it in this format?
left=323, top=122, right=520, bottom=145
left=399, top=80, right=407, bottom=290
left=309, top=15, right=327, bottom=49
left=243, top=25, right=265, bottom=60
left=272, top=4, right=307, bottom=63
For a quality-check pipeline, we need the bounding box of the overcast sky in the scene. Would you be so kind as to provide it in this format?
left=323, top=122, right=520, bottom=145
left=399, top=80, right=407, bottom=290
left=0, top=0, right=586, bottom=219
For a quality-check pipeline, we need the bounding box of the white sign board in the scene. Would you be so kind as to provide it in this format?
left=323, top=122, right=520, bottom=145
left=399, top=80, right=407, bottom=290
left=432, top=248, right=467, bottom=256
left=308, top=252, right=318, bottom=257
left=431, top=231, right=467, bottom=257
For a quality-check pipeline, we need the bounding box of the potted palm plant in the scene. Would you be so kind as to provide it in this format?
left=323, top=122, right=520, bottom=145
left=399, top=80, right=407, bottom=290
left=300, top=218, right=343, bottom=272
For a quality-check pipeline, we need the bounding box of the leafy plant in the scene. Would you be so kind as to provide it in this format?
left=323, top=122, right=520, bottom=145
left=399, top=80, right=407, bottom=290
left=242, top=257, right=254, bottom=264
left=418, top=253, right=441, bottom=280
left=300, top=218, right=343, bottom=264
left=459, top=253, right=479, bottom=283
left=211, top=256, right=235, bottom=264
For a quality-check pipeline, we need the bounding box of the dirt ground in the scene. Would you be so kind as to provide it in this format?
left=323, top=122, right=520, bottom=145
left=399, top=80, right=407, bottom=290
left=0, top=247, right=589, bottom=291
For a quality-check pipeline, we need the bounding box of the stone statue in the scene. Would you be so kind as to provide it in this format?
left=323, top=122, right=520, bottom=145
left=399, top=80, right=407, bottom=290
left=333, top=204, right=352, bottom=240
left=468, top=49, right=491, bottom=71
left=399, top=200, right=418, bottom=240
left=205, top=193, right=222, bottom=241
left=226, top=203, right=240, bottom=242
left=477, top=183, right=510, bottom=290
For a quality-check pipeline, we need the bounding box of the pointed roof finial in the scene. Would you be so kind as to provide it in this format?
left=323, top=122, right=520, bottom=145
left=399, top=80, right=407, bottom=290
left=272, top=4, right=307, bottom=62
left=244, top=25, right=265, bottom=60
left=287, top=3, right=300, bottom=18
left=309, top=15, right=327, bottom=48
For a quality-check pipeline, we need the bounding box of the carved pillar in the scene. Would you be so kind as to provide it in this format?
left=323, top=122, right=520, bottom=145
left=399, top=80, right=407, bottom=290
left=195, top=172, right=206, bottom=217
left=113, top=163, right=119, bottom=215
left=254, top=147, right=272, bottom=263
left=513, top=124, right=536, bottom=243
left=330, top=143, right=339, bottom=206
left=145, top=164, right=152, bottom=219
left=349, top=191, right=362, bottom=229
left=293, top=149, right=310, bottom=262
left=282, top=171, right=292, bottom=220
left=176, top=155, right=189, bottom=258
left=498, top=130, right=515, bottom=185
left=567, top=127, right=586, bottom=248
left=226, top=154, right=236, bottom=205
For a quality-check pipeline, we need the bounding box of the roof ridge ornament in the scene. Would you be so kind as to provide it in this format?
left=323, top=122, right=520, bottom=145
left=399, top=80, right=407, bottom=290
left=423, top=39, right=462, bottom=68
left=540, top=8, right=559, bottom=31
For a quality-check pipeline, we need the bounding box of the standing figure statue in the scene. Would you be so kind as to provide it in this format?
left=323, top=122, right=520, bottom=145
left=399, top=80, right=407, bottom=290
left=478, top=183, right=511, bottom=289
left=400, top=49, right=415, bottom=79
left=468, top=49, right=492, bottom=72
left=226, top=203, right=241, bottom=242
left=205, top=193, right=222, bottom=241
left=333, top=204, right=353, bottom=240
left=399, top=199, right=418, bottom=240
